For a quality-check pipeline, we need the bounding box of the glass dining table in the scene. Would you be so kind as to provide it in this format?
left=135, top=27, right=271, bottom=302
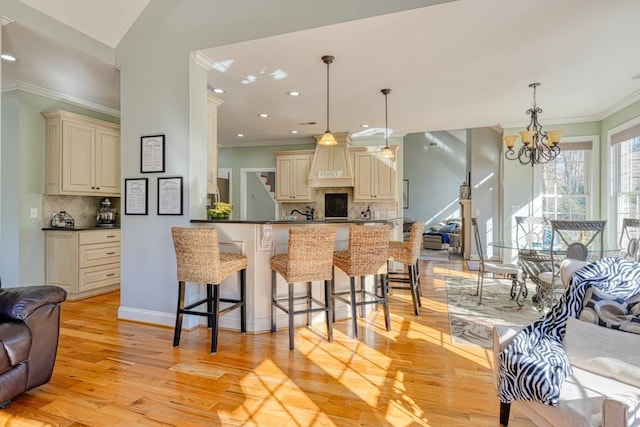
left=489, top=241, right=621, bottom=311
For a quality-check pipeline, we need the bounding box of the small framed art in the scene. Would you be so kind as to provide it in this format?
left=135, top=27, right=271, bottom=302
left=124, top=178, right=148, bottom=215
left=140, top=134, right=165, bottom=173
left=158, top=176, right=183, bottom=215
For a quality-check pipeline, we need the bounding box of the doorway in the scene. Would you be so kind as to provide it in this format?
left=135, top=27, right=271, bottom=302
left=240, top=168, right=278, bottom=220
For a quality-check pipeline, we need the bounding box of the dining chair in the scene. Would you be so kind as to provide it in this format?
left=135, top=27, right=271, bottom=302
left=619, top=218, right=640, bottom=261
left=471, top=218, right=523, bottom=306
left=387, top=221, right=425, bottom=315
left=537, top=220, right=606, bottom=310
left=515, top=216, right=550, bottom=250
left=271, top=226, right=337, bottom=350
left=171, top=227, right=247, bottom=354
left=332, top=225, right=391, bottom=338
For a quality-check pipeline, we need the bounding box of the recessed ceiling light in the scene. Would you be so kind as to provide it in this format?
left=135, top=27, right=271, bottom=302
left=290, top=130, right=298, bottom=134
left=287, top=91, right=301, bottom=97
left=361, top=124, right=370, bottom=128
left=212, top=88, right=225, bottom=94
left=1, top=53, right=17, bottom=62
left=237, top=133, right=245, bottom=137
left=258, top=113, right=269, bottom=118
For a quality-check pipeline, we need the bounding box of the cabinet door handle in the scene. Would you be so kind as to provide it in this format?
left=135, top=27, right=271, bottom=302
left=106, top=235, right=116, bottom=238
left=106, top=273, right=115, bottom=277
left=106, top=251, right=116, bottom=255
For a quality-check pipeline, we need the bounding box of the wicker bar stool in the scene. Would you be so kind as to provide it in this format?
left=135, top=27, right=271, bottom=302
left=171, top=227, right=247, bottom=354
left=332, top=225, right=391, bottom=339
left=271, top=226, right=337, bottom=350
left=387, top=221, right=425, bottom=315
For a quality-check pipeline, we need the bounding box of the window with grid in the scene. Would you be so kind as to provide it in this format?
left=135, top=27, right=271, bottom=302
left=611, top=129, right=640, bottom=241
left=540, top=143, right=591, bottom=221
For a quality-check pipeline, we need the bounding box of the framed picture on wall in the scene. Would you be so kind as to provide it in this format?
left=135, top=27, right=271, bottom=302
left=140, top=134, right=165, bottom=173
left=124, top=178, right=148, bottom=215
left=403, top=179, right=409, bottom=209
left=158, top=176, right=183, bottom=215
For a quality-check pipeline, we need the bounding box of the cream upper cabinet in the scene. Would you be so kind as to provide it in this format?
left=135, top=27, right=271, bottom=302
left=353, top=149, right=397, bottom=201
left=43, top=110, right=120, bottom=196
left=275, top=151, right=315, bottom=202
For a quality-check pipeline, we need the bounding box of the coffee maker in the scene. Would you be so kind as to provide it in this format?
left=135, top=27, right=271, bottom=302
left=96, top=198, right=117, bottom=227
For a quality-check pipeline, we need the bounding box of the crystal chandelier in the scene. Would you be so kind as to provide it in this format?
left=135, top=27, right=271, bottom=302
left=503, top=83, right=564, bottom=166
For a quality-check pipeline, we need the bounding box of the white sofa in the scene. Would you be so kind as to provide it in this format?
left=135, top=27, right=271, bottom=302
left=494, top=260, right=640, bottom=427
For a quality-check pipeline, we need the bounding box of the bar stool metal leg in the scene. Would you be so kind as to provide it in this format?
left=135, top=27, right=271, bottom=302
left=211, top=284, right=220, bottom=353
left=349, top=277, right=359, bottom=339
left=173, top=280, right=186, bottom=347
left=271, top=270, right=277, bottom=333
left=324, top=279, right=333, bottom=343
left=288, top=283, right=295, bottom=350
left=381, top=274, right=391, bottom=331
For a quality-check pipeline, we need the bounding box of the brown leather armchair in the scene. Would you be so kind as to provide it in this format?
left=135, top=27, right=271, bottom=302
left=0, top=285, right=67, bottom=407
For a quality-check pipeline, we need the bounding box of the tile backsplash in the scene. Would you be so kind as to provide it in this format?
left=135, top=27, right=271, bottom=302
left=43, top=195, right=121, bottom=228
left=279, top=187, right=398, bottom=220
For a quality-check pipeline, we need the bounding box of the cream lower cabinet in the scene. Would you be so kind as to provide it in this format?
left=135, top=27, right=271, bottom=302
left=43, top=110, right=120, bottom=196
left=275, top=151, right=315, bottom=202
left=45, top=229, right=121, bottom=300
left=353, top=150, right=397, bottom=201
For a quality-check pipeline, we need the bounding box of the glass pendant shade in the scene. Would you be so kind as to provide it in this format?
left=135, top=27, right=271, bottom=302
left=380, top=146, right=394, bottom=159
left=319, top=131, right=337, bottom=146
left=503, top=135, right=518, bottom=149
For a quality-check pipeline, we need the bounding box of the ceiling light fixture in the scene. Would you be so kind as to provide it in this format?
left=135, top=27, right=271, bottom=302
left=318, top=55, right=337, bottom=146
left=212, top=88, right=225, bottom=94
left=503, top=83, right=563, bottom=166
left=287, top=91, right=300, bottom=97
left=380, top=88, right=394, bottom=159
left=258, top=113, right=269, bottom=118
left=1, top=53, right=17, bottom=62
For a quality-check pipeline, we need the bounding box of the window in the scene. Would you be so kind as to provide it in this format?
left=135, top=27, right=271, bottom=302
left=611, top=132, right=640, bottom=238
left=540, top=142, right=592, bottom=221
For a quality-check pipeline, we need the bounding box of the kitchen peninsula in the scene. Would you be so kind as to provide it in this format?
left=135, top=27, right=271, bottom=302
left=190, top=218, right=401, bottom=334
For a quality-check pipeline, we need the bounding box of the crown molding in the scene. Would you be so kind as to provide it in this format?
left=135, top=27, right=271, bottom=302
left=191, top=51, right=215, bottom=71
left=2, top=80, right=120, bottom=117
left=500, top=89, right=640, bottom=130
left=596, top=88, right=640, bottom=121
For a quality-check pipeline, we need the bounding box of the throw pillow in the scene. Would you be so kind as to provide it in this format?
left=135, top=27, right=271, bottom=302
left=580, top=287, right=640, bottom=334
left=439, top=223, right=457, bottom=233
left=579, top=287, right=629, bottom=328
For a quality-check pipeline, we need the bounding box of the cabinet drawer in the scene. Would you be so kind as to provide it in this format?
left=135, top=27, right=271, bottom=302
left=79, top=242, right=120, bottom=268
left=79, top=229, right=121, bottom=245
left=79, top=264, right=120, bottom=291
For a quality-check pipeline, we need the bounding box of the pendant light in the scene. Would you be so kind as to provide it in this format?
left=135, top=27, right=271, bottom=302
left=380, top=88, right=394, bottom=159
left=318, top=55, right=337, bottom=145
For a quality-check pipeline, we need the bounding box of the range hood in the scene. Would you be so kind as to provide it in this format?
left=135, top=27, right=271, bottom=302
left=307, top=132, right=354, bottom=187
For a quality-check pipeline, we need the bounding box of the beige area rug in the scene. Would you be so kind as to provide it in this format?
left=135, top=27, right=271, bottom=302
left=419, top=248, right=450, bottom=261
left=446, top=276, right=543, bottom=348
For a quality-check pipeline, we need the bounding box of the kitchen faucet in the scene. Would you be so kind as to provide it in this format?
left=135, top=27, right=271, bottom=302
left=290, top=206, right=315, bottom=220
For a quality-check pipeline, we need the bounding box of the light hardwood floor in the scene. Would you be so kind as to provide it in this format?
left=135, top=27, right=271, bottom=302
left=0, top=259, right=535, bottom=426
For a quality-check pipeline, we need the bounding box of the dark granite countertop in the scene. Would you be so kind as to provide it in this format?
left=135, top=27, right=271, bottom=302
left=191, top=218, right=401, bottom=225
left=42, top=226, right=121, bottom=231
